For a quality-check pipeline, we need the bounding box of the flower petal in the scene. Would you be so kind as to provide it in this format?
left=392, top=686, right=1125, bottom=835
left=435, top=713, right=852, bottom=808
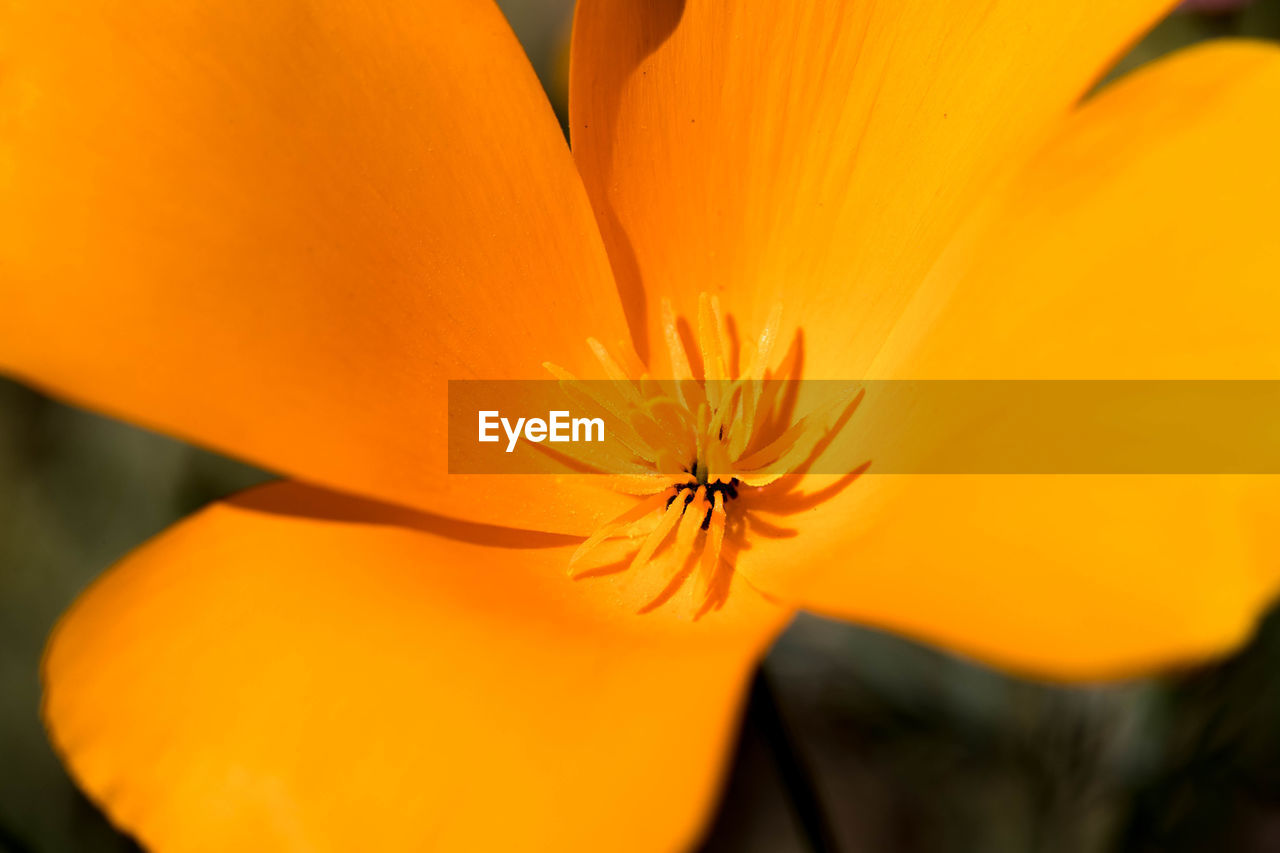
left=790, top=474, right=1280, bottom=679
left=569, top=0, right=1174, bottom=374
left=43, top=482, right=787, bottom=852
left=0, top=0, right=628, bottom=529
left=874, top=40, right=1280, bottom=380
left=794, top=42, right=1280, bottom=678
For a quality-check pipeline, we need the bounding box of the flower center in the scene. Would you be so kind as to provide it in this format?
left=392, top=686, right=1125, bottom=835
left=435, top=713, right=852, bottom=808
left=544, top=294, right=859, bottom=616
left=668, top=474, right=739, bottom=530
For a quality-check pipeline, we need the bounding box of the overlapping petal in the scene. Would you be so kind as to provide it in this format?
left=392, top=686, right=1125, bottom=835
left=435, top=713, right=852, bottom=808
left=43, top=482, right=787, bottom=852
left=793, top=42, right=1280, bottom=677
left=0, top=0, right=629, bottom=531
left=570, top=0, right=1175, bottom=375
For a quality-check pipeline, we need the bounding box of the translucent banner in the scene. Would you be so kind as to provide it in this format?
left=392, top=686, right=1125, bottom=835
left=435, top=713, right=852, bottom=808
left=447, top=380, right=1280, bottom=475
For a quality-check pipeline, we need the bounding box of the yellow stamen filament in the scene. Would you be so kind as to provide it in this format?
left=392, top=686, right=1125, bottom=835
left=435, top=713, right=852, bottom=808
left=697, top=294, right=727, bottom=410
left=674, top=486, right=708, bottom=552
left=697, top=491, right=727, bottom=604
left=661, top=299, right=695, bottom=398
left=548, top=294, right=860, bottom=615
left=608, top=473, right=694, bottom=496
left=628, top=496, right=686, bottom=572
left=568, top=490, right=672, bottom=575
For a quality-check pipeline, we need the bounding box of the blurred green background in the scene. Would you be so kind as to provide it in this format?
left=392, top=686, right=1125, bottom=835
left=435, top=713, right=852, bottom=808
left=3, top=2, right=1280, bottom=851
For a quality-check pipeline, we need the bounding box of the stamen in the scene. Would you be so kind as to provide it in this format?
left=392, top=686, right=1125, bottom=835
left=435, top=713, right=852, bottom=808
left=697, top=491, right=727, bottom=605
left=609, top=473, right=694, bottom=496
left=547, top=293, right=859, bottom=615
left=661, top=299, right=695, bottom=389
left=568, top=490, right=672, bottom=575
left=674, top=485, right=708, bottom=551
left=732, top=302, right=783, bottom=457
left=628, top=495, right=686, bottom=572
left=734, top=388, right=864, bottom=478
left=698, top=294, right=728, bottom=408
left=752, top=303, right=784, bottom=381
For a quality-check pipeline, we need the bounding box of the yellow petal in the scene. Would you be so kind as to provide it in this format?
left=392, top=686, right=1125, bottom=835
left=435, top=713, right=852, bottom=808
left=875, top=40, right=1280, bottom=379
left=44, top=483, right=788, bottom=852
left=796, top=42, right=1280, bottom=679
left=569, top=0, right=1174, bottom=374
left=0, top=0, right=628, bottom=531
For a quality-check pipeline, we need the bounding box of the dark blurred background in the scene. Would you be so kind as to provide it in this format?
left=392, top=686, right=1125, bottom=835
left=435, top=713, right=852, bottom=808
left=3, top=2, right=1280, bottom=851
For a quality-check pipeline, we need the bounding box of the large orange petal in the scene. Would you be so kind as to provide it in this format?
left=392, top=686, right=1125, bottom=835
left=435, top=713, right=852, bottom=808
left=569, top=0, right=1174, bottom=375
left=43, top=482, right=788, bottom=852
left=874, top=40, right=1280, bottom=380
left=794, top=43, right=1280, bottom=679
left=0, top=0, right=629, bottom=530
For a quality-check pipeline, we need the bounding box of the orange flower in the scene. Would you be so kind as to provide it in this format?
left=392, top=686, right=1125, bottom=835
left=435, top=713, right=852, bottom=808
left=3, top=0, right=1279, bottom=850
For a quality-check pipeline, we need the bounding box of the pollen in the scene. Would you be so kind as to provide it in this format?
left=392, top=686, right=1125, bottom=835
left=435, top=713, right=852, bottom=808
left=544, top=294, right=861, bottom=617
